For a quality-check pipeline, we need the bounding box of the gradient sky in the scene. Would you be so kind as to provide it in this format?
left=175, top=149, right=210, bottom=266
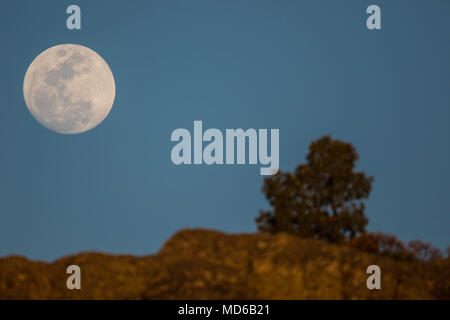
left=1, top=0, right=449, bottom=261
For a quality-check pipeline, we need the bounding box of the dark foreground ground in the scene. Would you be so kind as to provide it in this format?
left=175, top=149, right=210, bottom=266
left=1, top=229, right=449, bottom=299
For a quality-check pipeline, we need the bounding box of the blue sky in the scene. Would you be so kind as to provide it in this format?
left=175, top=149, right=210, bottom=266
left=1, top=0, right=449, bottom=261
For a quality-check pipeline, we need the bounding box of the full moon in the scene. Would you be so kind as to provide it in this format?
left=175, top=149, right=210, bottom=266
left=23, top=44, right=115, bottom=134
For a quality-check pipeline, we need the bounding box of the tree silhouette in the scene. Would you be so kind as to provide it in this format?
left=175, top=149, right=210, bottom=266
left=256, top=135, right=373, bottom=242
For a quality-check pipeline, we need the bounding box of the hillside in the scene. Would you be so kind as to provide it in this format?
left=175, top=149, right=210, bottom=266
left=0, top=229, right=448, bottom=299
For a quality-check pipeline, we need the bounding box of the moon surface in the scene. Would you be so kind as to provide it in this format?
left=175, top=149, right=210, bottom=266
left=23, top=44, right=115, bottom=134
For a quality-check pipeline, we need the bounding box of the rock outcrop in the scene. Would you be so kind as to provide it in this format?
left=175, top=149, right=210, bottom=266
left=0, top=229, right=448, bottom=299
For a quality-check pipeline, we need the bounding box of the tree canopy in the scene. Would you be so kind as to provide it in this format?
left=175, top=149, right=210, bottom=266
left=256, top=135, right=373, bottom=242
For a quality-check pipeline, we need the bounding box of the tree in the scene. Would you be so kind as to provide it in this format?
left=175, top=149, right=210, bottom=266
left=407, top=240, right=442, bottom=262
left=256, top=135, right=373, bottom=242
left=349, top=232, right=412, bottom=260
